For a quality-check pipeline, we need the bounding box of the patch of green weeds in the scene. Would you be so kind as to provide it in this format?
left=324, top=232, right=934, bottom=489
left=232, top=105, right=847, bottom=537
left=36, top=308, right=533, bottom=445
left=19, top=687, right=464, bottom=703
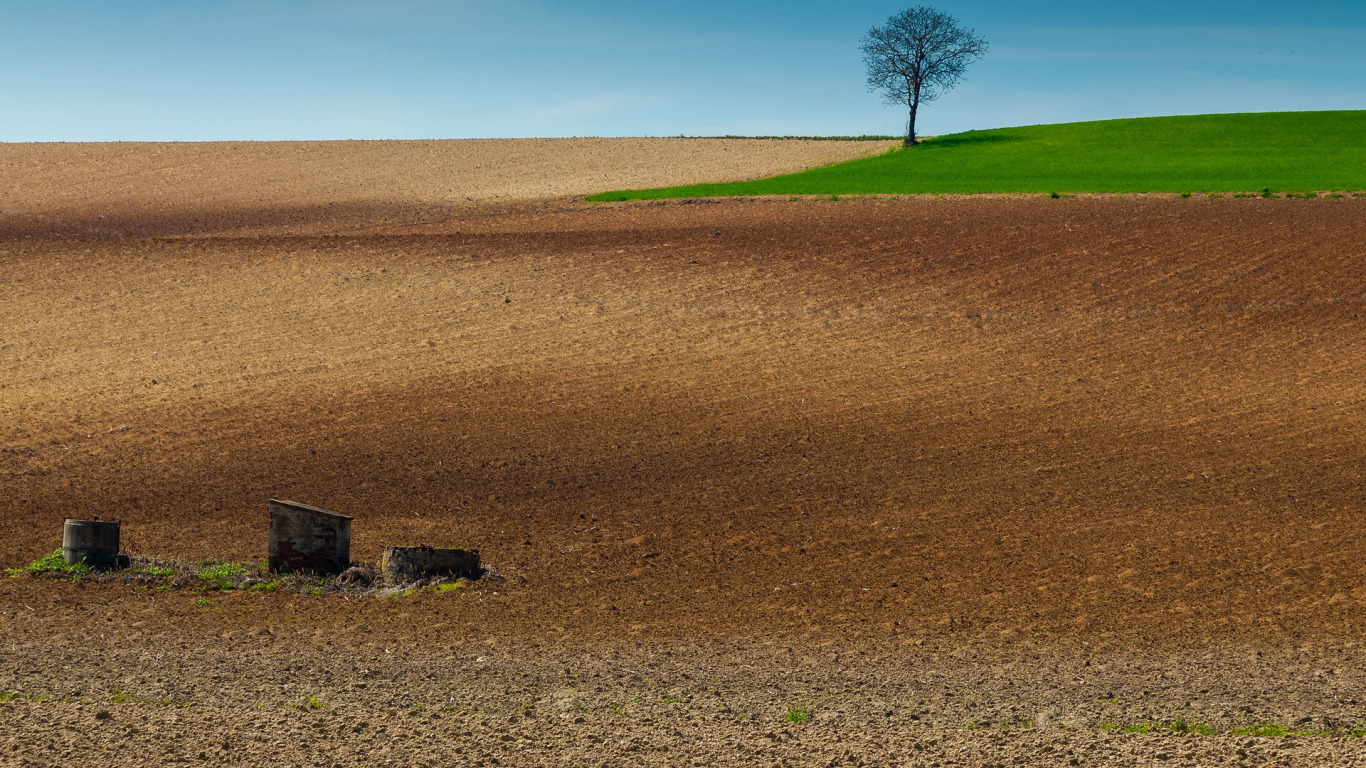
left=25, top=549, right=92, bottom=577
left=197, top=561, right=249, bottom=589
left=109, top=691, right=130, bottom=704
left=1047, top=191, right=1063, bottom=199
left=1179, top=192, right=1191, bottom=198
left=1170, top=717, right=1218, bottom=735
left=1234, top=721, right=1284, bottom=732
left=1230, top=723, right=1313, bottom=738
left=1259, top=187, right=1278, bottom=198
left=661, top=695, right=681, bottom=704
left=13, top=552, right=466, bottom=598
left=1325, top=192, right=1344, bottom=199
left=1206, top=193, right=1224, bottom=198
left=785, top=705, right=810, bottom=724
left=1098, top=720, right=1363, bottom=738
left=1112, top=720, right=1215, bottom=735
left=1284, top=191, right=1318, bottom=198
left=0, top=691, right=21, bottom=702
left=828, top=194, right=841, bottom=201
left=194, top=599, right=210, bottom=607
left=305, top=695, right=325, bottom=710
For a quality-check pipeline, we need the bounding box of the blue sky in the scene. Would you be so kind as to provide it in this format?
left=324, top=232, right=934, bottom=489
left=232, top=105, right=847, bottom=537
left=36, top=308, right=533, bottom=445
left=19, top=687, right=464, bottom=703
left=2, top=0, right=1363, bottom=141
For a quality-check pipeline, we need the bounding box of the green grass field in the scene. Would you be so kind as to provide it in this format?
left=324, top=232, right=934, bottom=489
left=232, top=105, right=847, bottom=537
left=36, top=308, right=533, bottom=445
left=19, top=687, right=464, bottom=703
left=587, top=111, right=1366, bottom=200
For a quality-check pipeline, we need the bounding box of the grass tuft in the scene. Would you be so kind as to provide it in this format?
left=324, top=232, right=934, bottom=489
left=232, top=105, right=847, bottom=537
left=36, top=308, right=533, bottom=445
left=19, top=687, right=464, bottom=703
left=23, top=549, right=92, bottom=577
left=1098, top=720, right=1366, bottom=738
left=197, top=561, right=251, bottom=589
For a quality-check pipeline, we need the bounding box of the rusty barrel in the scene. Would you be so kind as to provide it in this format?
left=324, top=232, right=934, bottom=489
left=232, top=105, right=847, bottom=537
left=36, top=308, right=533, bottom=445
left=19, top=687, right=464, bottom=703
left=62, top=518, right=121, bottom=568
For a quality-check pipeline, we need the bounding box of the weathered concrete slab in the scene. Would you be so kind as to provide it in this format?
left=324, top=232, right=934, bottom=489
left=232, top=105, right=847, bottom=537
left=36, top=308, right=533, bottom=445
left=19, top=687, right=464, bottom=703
left=381, top=545, right=480, bottom=583
left=267, top=499, right=352, bottom=574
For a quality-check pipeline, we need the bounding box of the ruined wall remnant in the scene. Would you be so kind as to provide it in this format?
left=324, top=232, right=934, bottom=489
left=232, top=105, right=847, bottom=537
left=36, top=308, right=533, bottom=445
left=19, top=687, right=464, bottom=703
left=380, top=546, right=480, bottom=583
left=267, top=499, right=352, bottom=574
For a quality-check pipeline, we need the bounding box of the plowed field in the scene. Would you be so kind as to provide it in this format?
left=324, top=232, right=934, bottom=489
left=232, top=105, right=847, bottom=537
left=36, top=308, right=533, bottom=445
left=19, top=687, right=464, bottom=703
left=3, top=140, right=1365, bottom=767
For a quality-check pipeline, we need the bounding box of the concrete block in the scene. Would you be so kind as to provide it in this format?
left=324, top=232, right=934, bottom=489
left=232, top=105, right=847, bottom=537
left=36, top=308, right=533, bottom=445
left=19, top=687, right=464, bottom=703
left=381, top=545, right=480, bottom=583
left=267, top=499, right=352, bottom=574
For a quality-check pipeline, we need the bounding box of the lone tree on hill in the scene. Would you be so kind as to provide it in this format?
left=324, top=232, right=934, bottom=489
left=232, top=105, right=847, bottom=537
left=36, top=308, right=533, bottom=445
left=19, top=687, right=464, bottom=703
left=861, top=6, right=988, bottom=146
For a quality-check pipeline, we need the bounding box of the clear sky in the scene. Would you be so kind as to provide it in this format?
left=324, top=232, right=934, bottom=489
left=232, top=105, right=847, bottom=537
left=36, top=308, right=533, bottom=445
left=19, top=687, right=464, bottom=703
left=2, top=0, right=1363, bottom=141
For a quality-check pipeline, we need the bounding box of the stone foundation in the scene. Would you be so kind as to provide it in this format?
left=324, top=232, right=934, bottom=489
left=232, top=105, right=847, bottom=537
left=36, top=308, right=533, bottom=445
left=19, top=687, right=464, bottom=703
left=381, top=546, right=480, bottom=583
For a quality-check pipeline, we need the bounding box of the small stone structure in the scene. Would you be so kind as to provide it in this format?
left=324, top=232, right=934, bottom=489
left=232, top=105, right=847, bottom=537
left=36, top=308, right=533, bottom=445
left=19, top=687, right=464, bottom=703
left=62, top=518, right=122, bottom=568
left=381, top=545, right=480, bottom=583
left=267, top=499, right=352, bottom=574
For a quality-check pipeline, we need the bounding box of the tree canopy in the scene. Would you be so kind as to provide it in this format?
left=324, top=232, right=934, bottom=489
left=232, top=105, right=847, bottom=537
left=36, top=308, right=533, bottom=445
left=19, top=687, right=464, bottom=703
left=861, top=7, right=988, bottom=145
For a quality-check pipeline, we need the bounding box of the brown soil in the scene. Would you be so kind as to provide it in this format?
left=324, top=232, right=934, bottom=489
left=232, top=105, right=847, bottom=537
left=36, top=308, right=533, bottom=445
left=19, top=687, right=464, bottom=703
left=3, top=140, right=1366, bottom=766
left=0, top=137, right=893, bottom=238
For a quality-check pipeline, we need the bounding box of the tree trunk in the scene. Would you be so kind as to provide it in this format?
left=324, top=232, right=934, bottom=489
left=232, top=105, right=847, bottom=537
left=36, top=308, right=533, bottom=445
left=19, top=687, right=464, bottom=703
left=905, top=100, right=920, bottom=146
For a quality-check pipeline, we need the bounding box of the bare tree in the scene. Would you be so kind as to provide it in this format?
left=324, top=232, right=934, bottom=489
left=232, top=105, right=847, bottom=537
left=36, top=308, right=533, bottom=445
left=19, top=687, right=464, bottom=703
left=861, top=7, right=988, bottom=146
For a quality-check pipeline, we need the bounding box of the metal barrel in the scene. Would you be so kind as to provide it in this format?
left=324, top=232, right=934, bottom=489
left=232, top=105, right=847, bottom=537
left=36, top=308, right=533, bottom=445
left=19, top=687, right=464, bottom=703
left=62, top=519, right=121, bottom=568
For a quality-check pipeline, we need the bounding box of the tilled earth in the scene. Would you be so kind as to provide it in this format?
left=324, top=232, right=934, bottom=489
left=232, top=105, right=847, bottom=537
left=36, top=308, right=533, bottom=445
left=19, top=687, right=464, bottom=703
left=0, top=137, right=893, bottom=239
left=3, top=141, right=1366, bottom=765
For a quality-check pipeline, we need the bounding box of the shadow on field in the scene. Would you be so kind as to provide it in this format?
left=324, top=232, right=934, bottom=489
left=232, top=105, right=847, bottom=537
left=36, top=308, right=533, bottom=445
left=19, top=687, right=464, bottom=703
left=0, top=201, right=467, bottom=239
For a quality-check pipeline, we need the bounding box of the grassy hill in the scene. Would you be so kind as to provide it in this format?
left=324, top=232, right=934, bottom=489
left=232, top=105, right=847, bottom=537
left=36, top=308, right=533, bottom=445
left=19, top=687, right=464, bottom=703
left=587, top=111, right=1366, bottom=200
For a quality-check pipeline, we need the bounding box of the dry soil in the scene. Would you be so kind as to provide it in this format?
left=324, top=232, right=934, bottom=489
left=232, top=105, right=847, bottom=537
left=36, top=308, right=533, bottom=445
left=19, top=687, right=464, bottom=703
left=3, top=140, right=1366, bottom=767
